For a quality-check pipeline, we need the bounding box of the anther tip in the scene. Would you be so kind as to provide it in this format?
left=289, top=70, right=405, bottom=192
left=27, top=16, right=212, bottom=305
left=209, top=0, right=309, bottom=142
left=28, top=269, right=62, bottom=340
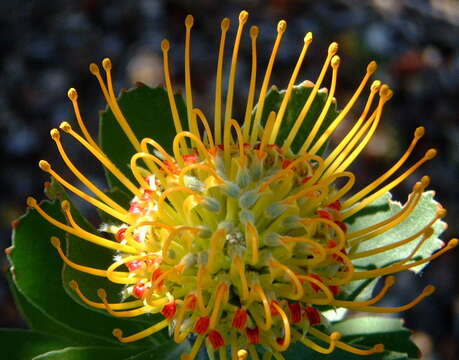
left=89, top=63, right=99, bottom=75
left=277, top=20, right=287, bottom=33
left=39, top=160, right=51, bottom=172
left=330, top=331, right=341, bottom=341
left=415, top=126, right=425, bottom=138
left=97, top=288, right=107, bottom=299
left=239, top=10, right=249, bottom=23
left=328, top=42, right=338, bottom=54
left=50, top=237, right=60, bottom=248
left=370, top=80, right=382, bottom=91
left=69, top=280, right=78, bottom=290
left=421, top=175, right=430, bottom=187
left=424, top=285, right=436, bottom=296
left=425, top=148, right=437, bottom=159
left=437, top=208, right=447, bottom=217
left=448, top=238, right=458, bottom=248
left=112, top=328, right=123, bottom=339
left=185, top=14, right=194, bottom=27
left=26, top=197, right=37, bottom=207
left=374, top=344, right=385, bottom=353
left=250, top=25, right=259, bottom=37
left=61, top=200, right=70, bottom=211
left=59, top=121, right=72, bottom=132
left=67, top=88, right=77, bottom=101
left=367, top=60, right=378, bottom=74
left=161, top=39, right=170, bottom=51
left=304, top=32, right=313, bottom=43
left=50, top=128, right=60, bottom=140
left=331, top=55, right=340, bottom=67
left=221, top=18, right=230, bottom=30
left=237, top=349, right=248, bottom=360
left=386, top=275, right=396, bottom=286
left=102, top=58, right=112, bottom=70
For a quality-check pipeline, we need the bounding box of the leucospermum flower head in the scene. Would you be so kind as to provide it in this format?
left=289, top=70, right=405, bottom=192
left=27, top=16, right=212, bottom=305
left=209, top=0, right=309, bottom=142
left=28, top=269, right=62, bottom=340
left=21, top=10, right=456, bottom=360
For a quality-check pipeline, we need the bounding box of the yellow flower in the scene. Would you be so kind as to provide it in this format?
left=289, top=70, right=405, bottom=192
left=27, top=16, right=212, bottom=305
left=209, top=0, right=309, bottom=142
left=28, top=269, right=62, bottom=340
left=25, top=10, right=456, bottom=360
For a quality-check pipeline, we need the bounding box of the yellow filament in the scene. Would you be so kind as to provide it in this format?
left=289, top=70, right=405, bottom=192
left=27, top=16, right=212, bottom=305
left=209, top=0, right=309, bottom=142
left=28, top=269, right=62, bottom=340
left=308, top=327, right=384, bottom=355
left=297, top=274, right=334, bottom=305
left=214, top=17, right=231, bottom=144
left=271, top=352, right=284, bottom=360
left=225, top=11, right=249, bottom=125
left=270, top=32, right=313, bottom=143
left=69, top=280, right=143, bottom=310
left=162, top=226, right=200, bottom=264
left=106, top=255, right=149, bottom=285
left=219, top=347, right=228, bottom=360
left=331, top=87, right=394, bottom=175
left=113, top=319, right=169, bottom=343
left=67, top=88, right=98, bottom=148
left=281, top=236, right=326, bottom=265
left=174, top=296, right=197, bottom=343
left=60, top=122, right=141, bottom=196
left=181, top=335, right=205, bottom=360
left=242, top=26, right=259, bottom=139
left=332, top=276, right=395, bottom=308
left=173, top=131, right=212, bottom=167
left=193, top=108, right=215, bottom=148
left=98, top=289, right=154, bottom=317
left=262, top=352, right=273, bottom=360
left=300, top=218, right=346, bottom=253
left=238, top=349, right=248, bottom=360
left=250, top=20, right=287, bottom=144
left=282, top=42, right=338, bottom=152
left=89, top=62, right=111, bottom=106
left=158, top=186, right=201, bottom=217
left=352, top=238, right=457, bottom=280
left=184, top=15, right=198, bottom=137
left=130, top=152, right=172, bottom=188
left=345, top=127, right=425, bottom=206
left=208, top=229, right=226, bottom=273
left=350, top=285, right=435, bottom=313
left=233, top=256, right=250, bottom=302
left=50, top=129, right=126, bottom=213
left=343, top=149, right=436, bottom=219
left=39, top=160, right=131, bottom=224
left=101, top=58, right=141, bottom=151
left=231, top=330, right=238, bottom=360
left=324, top=252, right=355, bottom=286
left=179, top=164, right=224, bottom=187
left=309, top=61, right=378, bottom=154
left=269, top=260, right=304, bottom=300
left=224, top=119, right=247, bottom=166
left=299, top=55, right=340, bottom=153
left=252, top=283, right=273, bottom=330
left=295, top=330, right=341, bottom=354
left=259, top=111, right=277, bottom=154
left=51, top=237, right=109, bottom=277
left=248, top=345, right=260, bottom=360
left=270, top=302, right=291, bottom=352
left=246, top=223, right=259, bottom=265
left=140, top=137, right=175, bottom=164
left=320, top=171, right=355, bottom=205
left=209, top=283, right=228, bottom=329
left=196, top=266, right=211, bottom=315
left=322, top=80, right=381, bottom=170
left=152, top=264, right=184, bottom=289
left=26, top=197, right=137, bottom=254
left=161, top=39, right=186, bottom=151
left=282, top=183, right=328, bottom=205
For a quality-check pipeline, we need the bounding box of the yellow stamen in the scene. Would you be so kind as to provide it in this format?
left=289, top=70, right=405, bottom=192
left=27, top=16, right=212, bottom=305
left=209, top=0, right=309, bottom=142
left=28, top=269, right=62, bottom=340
left=224, top=119, right=247, bottom=166
left=161, top=39, right=186, bottom=151
left=101, top=58, right=141, bottom=151
left=26, top=197, right=137, bottom=254
left=67, top=88, right=98, bottom=149
left=89, top=62, right=111, bottom=103
left=252, top=283, right=273, bottom=330
left=173, top=131, right=212, bottom=167
left=250, top=20, right=287, bottom=144
left=309, top=61, right=378, bottom=154
left=184, top=15, right=198, bottom=138
left=242, top=25, right=259, bottom=139
left=269, top=260, right=304, bottom=300
left=248, top=345, right=260, bottom=360
left=60, top=121, right=141, bottom=196
left=196, top=266, right=211, bottom=315
left=343, top=148, right=436, bottom=219
left=130, top=152, right=172, bottom=189
left=224, top=11, right=249, bottom=126
left=308, top=327, right=384, bottom=355
left=68, top=280, right=142, bottom=310
left=140, top=137, right=175, bottom=164
left=270, top=32, right=313, bottom=144
left=295, top=330, right=341, bottom=354
left=193, top=108, right=215, bottom=148
left=297, top=274, right=334, bottom=305
left=269, top=302, right=291, bottom=352
left=246, top=223, right=259, bottom=265
left=237, top=349, right=248, bottom=360
left=181, top=335, right=205, bottom=360
left=39, top=160, right=131, bottom=224
left=281, top=236, right=326, bottom=265
left=106, top=255, right=147, bottom=285
left=300, top=218, right=346, bottom=253
left=179, top=164, right=225, bottom=187
left=259, top=112, right=277, bottom=154
left=281, top=42, right=338, bottom=152
left=233, top=256, right=249, bottom=302
left=50, top=128, right=127, bottom=214
left=112, top=319, right=169, bottom=343
left=98, top=289, right=154, bottom=317
left=209, top=283, right=229, bottom=329
left=299, top=55, right=340, bottom=153
left=207, top=229, right=226, bottom=273
left=162, top=226, right=200, bottom=264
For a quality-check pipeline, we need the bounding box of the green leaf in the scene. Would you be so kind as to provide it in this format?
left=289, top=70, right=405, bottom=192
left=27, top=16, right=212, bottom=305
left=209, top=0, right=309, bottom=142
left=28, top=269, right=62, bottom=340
left=123, top=340, right=191, bottom=360
left=99, top=84, right=187, bottom=192
left=8, top=199, right=156, bottom=346
left=343, top=191, right=445, bottom=300
left=256, top=84, right=339, bottom=154
left=32, top=346, right=141, bottom=360
left=0, top=329, right=70, bottom=360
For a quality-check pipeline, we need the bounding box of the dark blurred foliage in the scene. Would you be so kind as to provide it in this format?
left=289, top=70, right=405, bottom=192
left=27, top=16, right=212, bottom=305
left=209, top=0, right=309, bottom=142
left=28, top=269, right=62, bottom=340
left=0, top=0, right=458, bottom=359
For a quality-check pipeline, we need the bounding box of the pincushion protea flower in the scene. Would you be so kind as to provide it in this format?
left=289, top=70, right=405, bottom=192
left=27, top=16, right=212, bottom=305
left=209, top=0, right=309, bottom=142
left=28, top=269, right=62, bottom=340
left=23, top=10, right=456, bottom=360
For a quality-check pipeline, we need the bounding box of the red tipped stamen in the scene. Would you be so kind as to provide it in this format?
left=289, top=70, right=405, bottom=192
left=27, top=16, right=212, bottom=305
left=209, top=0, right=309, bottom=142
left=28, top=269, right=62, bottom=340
left=161, top=301, right=177, bottom=320
left=288, top=302, right=302, bottom=323
left=308, top=273, right=323, bottom=293
left=246, top=327, right=260, bottom=345
left=304, top=306, right=321, bottom=325
left=127, top=260, right=143, bottom=272
left=316, top=209, right=333, bottom=220
left=185, top=294, right=197, bottom=310
left=194, top=316, right=210, bottom=335
left=115, top=227, right=127, bottom=242
left=232, top=308, right=248, bottom=329
left=132, top=281, right=146, bottom=299
left=208, top=330, right=225, bottom=349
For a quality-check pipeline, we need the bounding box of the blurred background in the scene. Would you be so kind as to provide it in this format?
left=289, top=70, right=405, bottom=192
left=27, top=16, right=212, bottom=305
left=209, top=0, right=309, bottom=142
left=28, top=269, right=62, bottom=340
left=0, top=0, right=458, bottom=359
